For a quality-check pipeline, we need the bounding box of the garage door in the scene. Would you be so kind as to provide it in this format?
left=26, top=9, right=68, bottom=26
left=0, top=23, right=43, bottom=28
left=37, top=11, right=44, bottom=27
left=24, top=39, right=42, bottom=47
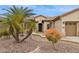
left=65, top=22, right=76, bottom=36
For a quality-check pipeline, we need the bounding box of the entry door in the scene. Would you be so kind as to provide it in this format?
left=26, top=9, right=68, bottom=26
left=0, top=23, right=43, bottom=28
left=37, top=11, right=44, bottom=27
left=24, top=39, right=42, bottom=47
left=38, top=23, right=43, bottom=32
left=65, top=22, right=76, bottom=36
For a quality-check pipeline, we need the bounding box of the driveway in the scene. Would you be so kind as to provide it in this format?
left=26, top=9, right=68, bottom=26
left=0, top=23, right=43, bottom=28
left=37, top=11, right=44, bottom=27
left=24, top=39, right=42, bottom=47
left=32, top=33, right=79, bottom=43
left=31, top=35, right=79, bottom=53
left=62, top=36, right=79, bottom=43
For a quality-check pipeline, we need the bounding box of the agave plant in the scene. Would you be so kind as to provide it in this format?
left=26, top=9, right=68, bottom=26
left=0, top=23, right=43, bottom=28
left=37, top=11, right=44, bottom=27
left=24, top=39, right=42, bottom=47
left=1, top=6, right=36, bottom=43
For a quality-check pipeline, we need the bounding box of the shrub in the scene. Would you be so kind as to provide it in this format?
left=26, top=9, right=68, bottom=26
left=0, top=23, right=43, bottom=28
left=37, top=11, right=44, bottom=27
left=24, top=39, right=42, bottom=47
left=45, top=28, right=61, bottom=50
left=0, top=29, right=10, bottom=39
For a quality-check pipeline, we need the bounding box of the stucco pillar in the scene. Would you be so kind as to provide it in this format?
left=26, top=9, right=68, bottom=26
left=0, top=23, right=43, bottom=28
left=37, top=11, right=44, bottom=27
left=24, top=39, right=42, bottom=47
left=35, top=23, right=38, bottom=32
left=51, top=22, right=55, bottom=28
left=77, top=22, right=79, bottom=36
left=61, top=22, right=66, bottom=36
left=43, top=22, right=47, bottom=32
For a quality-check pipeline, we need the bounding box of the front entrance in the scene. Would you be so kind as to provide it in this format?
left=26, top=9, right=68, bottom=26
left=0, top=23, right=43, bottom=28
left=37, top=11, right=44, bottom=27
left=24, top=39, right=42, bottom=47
left=38, top=23, right=43, bottom=32
left=65, top=22, right=77, bottom=36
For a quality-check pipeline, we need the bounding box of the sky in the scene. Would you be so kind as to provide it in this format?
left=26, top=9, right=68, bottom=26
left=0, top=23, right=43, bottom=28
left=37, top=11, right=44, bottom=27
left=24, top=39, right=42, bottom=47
left=0, top=5, right=79, bottom=16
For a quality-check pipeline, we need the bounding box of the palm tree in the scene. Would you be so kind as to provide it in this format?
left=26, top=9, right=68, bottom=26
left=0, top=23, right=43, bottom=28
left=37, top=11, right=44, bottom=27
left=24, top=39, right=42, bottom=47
left=21, top=19, right=36, bottom=42
left=2, top=5, right=36, bottom=43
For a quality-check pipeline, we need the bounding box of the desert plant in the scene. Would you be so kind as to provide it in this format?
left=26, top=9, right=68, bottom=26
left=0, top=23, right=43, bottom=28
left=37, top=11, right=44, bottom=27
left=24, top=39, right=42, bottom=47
left=45, top=28, right=61, bottom=50
left=0, top=20, right=10, bottom=39
left=1, top=5, right=36, bottom=43
left=0, top=29, right=10, bottom=39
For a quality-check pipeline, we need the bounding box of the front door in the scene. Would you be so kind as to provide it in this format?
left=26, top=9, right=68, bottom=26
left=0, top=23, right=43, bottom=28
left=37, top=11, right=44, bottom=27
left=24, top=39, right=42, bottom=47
left=65, top=22, right=76, bottom=36
left=38, top=23, right=43, bottom=32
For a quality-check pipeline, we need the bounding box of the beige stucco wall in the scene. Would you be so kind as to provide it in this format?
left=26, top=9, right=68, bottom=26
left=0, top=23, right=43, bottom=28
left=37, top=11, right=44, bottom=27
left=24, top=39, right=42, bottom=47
left=61, top=10, right=79, bottom=36
left=51, top=22, right=55, bottom=28
left=43, top=22, right=47, bottom=32
left=62, top=10, right=79, bottom=22
left=34, top=16, right=55, bottom=32
left=35, top=16, right=46, bottom=32
left=33, top=23, right=38, bottom=32
left=34, top=10, right=79, bottom=36
left=77, top=22, right=79, bottom=36
left=43, top=22, right=50, bottom=32
left=54, top=20, right=65, bottom=36
left=35, top=16, right=46, bottom=23
left=55, top=20, right=61, bottom=32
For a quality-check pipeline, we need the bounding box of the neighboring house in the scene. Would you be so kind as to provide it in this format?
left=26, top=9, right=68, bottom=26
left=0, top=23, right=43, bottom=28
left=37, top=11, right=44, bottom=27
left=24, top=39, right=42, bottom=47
left=33, top=8, right=79, bottom=36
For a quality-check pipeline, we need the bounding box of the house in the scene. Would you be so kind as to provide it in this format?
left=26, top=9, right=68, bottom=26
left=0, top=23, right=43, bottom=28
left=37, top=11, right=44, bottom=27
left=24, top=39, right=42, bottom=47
left=0, top=8, right=79, bottom=37
left=33, top=8, right=79, bottom=36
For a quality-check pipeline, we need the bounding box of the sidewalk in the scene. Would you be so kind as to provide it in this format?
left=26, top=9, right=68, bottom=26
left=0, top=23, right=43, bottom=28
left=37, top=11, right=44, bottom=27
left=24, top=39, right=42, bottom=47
left=61, top=36, right=79, bottom=43
left=32, top=32, right=79, bottom=43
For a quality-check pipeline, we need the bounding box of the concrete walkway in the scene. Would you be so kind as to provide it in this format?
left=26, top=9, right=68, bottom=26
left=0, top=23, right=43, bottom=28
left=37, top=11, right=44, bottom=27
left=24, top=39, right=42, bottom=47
left=32, top=32, right=79, bottom=44
left=61, top=36, right=79, bottom=43
left=32, top=33, right=79, bottom=43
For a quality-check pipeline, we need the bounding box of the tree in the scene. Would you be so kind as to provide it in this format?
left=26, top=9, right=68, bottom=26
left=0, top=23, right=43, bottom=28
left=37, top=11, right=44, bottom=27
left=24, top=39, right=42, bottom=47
left=1, top=5, right=36, bottom=43
left=45, top=28, right=61, bottom=50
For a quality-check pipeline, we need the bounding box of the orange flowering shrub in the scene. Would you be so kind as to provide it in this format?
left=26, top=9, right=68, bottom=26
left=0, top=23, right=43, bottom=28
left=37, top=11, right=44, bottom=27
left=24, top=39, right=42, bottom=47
left=45, top=28, right=61, bottom=43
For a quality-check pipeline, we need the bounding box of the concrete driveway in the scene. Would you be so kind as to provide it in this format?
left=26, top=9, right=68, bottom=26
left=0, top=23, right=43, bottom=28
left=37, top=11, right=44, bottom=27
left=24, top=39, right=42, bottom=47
left=32, top=33, right=79, bottom=43
left=61, top=36, right=79, bottom=43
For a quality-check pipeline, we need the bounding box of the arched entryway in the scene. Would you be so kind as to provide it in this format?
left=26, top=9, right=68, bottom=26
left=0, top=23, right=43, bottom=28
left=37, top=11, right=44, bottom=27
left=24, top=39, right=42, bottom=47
left=38, top=23, right=43, bottom=32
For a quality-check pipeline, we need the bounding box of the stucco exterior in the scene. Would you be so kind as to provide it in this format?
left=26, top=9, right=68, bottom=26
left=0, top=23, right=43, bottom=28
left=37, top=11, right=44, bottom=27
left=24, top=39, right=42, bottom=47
left=33, top=8, right=79, bottom=36
left=34, top=15, right=53, bottom=33
left=61, top=10, right=79, bottom=22
left=77, top=23, right=79, bottom=36
left=60, top=9, right=79, bottom=36
left=54, top=20, right=62, bottom=32
left=35, top=16, right=46, bottom=23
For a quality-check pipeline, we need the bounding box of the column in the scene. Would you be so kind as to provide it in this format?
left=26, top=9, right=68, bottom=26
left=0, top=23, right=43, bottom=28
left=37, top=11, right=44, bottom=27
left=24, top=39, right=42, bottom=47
left=77, top=22, right=79, bottom=36
left=43, top=22, right=47, bottom=32
left=34, top=23, right=38, bottom=33
left=61, top=21, right=65, bottom=36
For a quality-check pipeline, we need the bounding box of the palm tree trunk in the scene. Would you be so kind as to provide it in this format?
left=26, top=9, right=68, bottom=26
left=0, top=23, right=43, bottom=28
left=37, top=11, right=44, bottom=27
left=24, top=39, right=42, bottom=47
left=16, top=31, right=20, bottom=43
left=21, top=23, right=24, bottom=36
left=20, top=29, right=32, bottom=42
left=9, top=25, right=20, bottom=43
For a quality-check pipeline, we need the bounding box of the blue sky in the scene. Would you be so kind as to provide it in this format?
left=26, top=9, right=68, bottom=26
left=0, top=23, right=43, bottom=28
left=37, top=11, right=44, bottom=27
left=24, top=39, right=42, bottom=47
left=0, top=5, right=79, bottom=16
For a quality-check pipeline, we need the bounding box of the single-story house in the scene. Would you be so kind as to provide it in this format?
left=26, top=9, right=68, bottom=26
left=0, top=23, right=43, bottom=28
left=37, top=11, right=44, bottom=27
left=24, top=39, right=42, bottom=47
left=0, top=8, right=79, bottom=37
left=33, top=8, right=79, bottom=36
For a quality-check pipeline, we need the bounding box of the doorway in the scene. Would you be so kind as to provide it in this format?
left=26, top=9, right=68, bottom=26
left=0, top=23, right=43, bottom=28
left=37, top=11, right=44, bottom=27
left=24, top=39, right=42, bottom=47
left=38, top=23, right=43, bottom=32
